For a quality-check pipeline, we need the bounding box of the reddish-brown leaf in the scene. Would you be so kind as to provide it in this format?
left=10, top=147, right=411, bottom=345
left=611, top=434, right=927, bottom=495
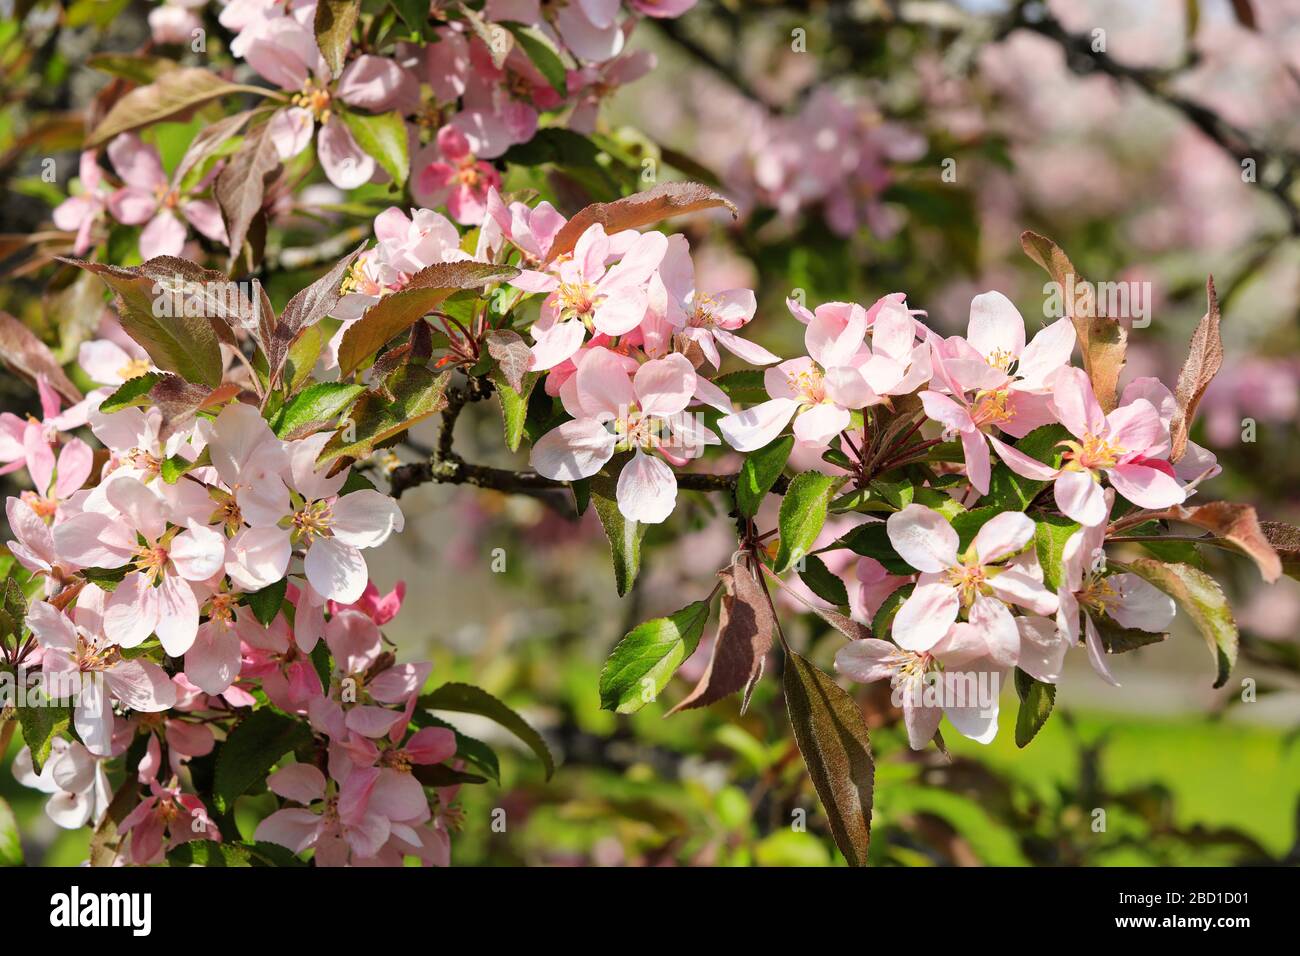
left=1020, top=230, right=1127, bottom=412
left=1169, top=277, right=1223, bottom=462
left=0, top=310, right=82, bottom=404
left=484, top=329, right=532, bottom=393
left=545, top=182, right=738, bottom=263
left=1260, top=521, right=1300, bottom=581
left=1137, top=500, right=1280, bottom=582
left=216, top=120, right=282, bottom=260
left=85, top=68, right=273, bottom=149
left=668, top=560, right=774, bottom=715
left=336, top=261, right=517, bottom=376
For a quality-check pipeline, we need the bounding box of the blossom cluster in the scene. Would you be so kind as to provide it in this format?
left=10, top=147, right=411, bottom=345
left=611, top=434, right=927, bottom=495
left=3, top=353, right=461, bottom=864
left=56, top=0, right=699, bottom=260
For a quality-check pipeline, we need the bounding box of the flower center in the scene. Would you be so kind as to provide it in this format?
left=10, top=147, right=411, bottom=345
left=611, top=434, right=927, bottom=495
left=970, top=388, right=1014, bottom=429
left=134, top=544, right=170, bottom=585
left=20, top=490, right=58, bottom=519
left=1062, top=433, right=1122, bottom=471
left=292, top=79, right=332, bottom=122
left=944, top=560, right=990, bottom=607
left=788, top=366, right=826, bottom=404
left=118, top=357, right=151, bottom=379
left=292, top=500, right=334, bottom=542
left=556, top=281, right=598, bottom=321
left=689, top=293, right=720, bottom=328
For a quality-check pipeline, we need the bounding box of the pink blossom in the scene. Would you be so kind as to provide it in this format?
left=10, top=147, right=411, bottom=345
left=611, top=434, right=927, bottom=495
left=413, top=126, right=504, bottom=226
left=654, top=234, right=778, bottom=368
left=1046, top=366, right=1185, bottom=526
left=26, top=588, right=176, bottom=754
left=119, top=777, right=219, bottom=864
left=835, top=624, right=1006, bottom=749
left=105, top=134, right=228, bottom=259
left=885, top=504, right=1056, bottom=665
left=53, top=476, right=226, bottom=654
left=11, top=739, right=112, bottom=829
left=52, top=152, right=111, bottom=255
left=514, top=223, right=667, bottom=371
left=532, top=347, right=714, bottom=523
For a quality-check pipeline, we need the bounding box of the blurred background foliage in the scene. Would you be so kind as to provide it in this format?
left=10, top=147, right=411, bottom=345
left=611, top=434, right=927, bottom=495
left=2, top=0, right=1299, bottom=865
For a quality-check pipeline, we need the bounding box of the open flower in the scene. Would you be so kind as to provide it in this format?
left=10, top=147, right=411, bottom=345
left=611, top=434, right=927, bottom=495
left=718, top=302, right=881, bottom=451
left=532, top=348, right=713, bottom=522
left=282, top=433, right=405, bottom=604
left=254, top=762, right=389, bottom=866
left=1047, top=367, right=1185, bottom=526
left=885, top=505, right=1056, bottom=665
left=53, top=151, right=111, bottom=255
left=655, top=234, right=778, bottom=367
left=105, top=134, right=228, bottom=259
left=53, top=476, right=226, bottom=654
left=1034, top=497, right=1176, bottom=686
left=835, top=622, right=1007, bottom=749
left=413, top=126, right=503, bottom=226
left=118, top=777, right=219, bottom=865
left=11, top=739, right=112, bottom=829
left=26, top=588, right=176, bottom=755
left=514, top=223, right=667, bottom=370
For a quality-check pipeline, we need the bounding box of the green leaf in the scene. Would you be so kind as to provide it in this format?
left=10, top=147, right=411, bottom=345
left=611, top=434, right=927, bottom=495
left=160, top=454, right=200, bottom=484
left=213, top=710, right=314, bottom=812
left=338, top=108, right=410, bottom=188
left=1013, top=667, right=1055, bottom=748
left=783, top=649, right=875, bottom=867
left=336, top=261, right=516, bottom=375
left=273, top=381, right=365, bottom=439
left=775, top=471, right=839, bottom=573
left=501, top=22, right=568, bottom=96
left=59, top=259, right=225, bottom=387
left=246, top=578, right=287, bottom=626
left=168, top=840, right=252, bottom=867
left=489, top=368, right=539, bottom=453
left=389, top=0, right=431, bottom=32
left=591, top=477, right=645, bottom=596
left=798, top=554, right=849, bottom=606
left=0, top=796, right=21, bottom=866
left=418, top=683, right=554, bottom=779
left=319, top=366, right=451, bottom=464
left=17, top=702, right=71, bottom=773
left=598, top=600, right=711, bottom=714
left=1034, top=515, right=1079, bottom=593
left=81, top=566, right=130, bottom=591
left=314, top=0, right=361, bottom=78
left=1091, top=612, right=1168, bottom=653
left=871, top=583, right=913, bottom=640
left=711, top=370, right=768, bottom=404
left=1126, top=559, right=1236, bottom=686
left=840, top=522, right=912, bottom=575
left=985, top=423, right=1070, bottom=510
left=98, top=372, right=161, bottom=413
left=736, top=435, right=793, bottom=519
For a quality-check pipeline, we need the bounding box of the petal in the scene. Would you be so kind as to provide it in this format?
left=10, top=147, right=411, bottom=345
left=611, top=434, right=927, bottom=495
left=792, top=402, right=850, bottom=447
left=170, top=522, right=227, bottom=581
left=1107, top=462, right=1186, bottom=510
left=892, top=581, right=960, bottom=651
left=224, top=526, right=291, bottom=592
left=972, top=510, right=1035, bottom=565
left=834, top=639, right=904, bottom=684
left=615, top=449, right=677, bottom=524
left=254, top=808, right=322, bottom=854
left=105, top=658, right=177, bottom=711
left=318, top=123, right=377, bottom=190
left=103, top=572, right=161, bottom=649
left=154, top=575, right=200, bottom=657
left=1054, top=469, right=1108, bottom=526
left=887, top=504, right=959, bottom=573
left=966, top=291, right=1025, bottom=362
left=331, top=490, right=404, bottom=549
left=530, top=418, right=616, bottom=481
left=1105, top=572, right=1176, bottom=632
left=1015, top=615, right=1069, bottom=684
left=304, top=538, right=368, bottom=604
left=183, top=622, right=243, bottom=695
left=1048, top=367, right=1105, bottom=440
left=717, top=398, right=799, bottom=453
left=634, top=353, right=695, bottom=418
left=268, top=764, right=327, bottom=804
